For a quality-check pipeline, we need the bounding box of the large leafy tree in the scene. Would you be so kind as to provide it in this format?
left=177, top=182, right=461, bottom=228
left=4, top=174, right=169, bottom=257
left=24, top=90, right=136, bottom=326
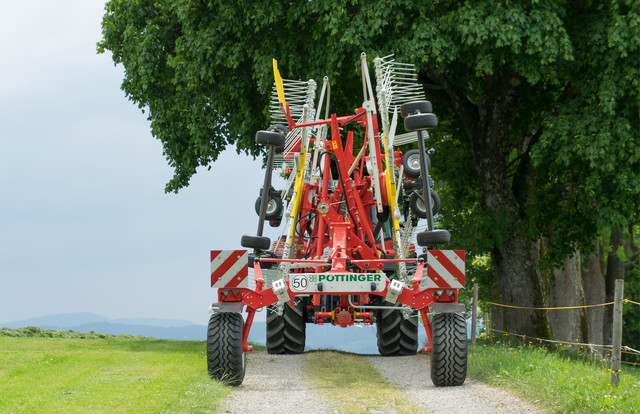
left=98, top=0, right=639, bottom=337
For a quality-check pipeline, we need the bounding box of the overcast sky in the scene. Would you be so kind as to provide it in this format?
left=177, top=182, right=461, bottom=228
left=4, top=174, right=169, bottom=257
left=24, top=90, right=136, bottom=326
left=0, top=1, right=283, bottom=325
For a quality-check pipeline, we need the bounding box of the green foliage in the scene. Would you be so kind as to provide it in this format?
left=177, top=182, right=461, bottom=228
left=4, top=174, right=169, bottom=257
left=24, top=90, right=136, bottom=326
left=469, top=340, right=640, bottom=413
left=98, top=1, right=640, bottom=340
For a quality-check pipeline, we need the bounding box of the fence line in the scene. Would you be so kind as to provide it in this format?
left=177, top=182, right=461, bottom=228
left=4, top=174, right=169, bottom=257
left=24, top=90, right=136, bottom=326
left=472, top=280, right=639, bottom=387
left=487, top=301, right=614, bottom=310
left=488, top=328, right=640, bottom=357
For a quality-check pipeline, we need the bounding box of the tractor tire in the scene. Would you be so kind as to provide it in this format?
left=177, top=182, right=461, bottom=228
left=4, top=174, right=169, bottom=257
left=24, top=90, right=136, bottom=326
left=256, top=130, right=286, bottom=147
left=376, top=303, right=418, bottom=356
left=255, top=196, right=283, bottom=220
left=416, top=229, right=450, bottom=246
left=400, top=101, right=433, bottom=118
left=404, top=113, right=437, bottom=131
left=410, top=190, right=441, bottom=218
left=207, top=312, right=246, bottom=386
left=266, top=300, right=306, bottom=354
left=402, top=149, right=431, bottom=179
left=241, top=234, right=271, bottom=250
left=430, top=313, right=467, bottom=386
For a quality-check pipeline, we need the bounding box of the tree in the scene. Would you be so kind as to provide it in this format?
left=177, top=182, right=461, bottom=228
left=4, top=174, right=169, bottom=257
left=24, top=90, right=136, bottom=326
left=98, top=0, right=640, bottom=338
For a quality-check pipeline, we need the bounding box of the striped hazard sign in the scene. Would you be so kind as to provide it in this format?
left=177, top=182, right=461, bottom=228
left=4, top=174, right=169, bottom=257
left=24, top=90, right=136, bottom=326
left=210, top=250, right=249, bottom=288
left=421, top=250, right=465, bottom=290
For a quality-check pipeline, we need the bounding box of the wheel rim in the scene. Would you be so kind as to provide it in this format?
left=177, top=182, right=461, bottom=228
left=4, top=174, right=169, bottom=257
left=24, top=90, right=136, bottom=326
left=414, top=193, right=437, bottom=214
left=408, top=153, right=421, bottom=170
left=266, top=199, right=278, bottom=214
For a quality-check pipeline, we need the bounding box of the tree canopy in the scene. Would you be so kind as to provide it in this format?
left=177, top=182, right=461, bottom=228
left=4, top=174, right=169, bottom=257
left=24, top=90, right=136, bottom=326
left=99, top=0, right=639, bottom=337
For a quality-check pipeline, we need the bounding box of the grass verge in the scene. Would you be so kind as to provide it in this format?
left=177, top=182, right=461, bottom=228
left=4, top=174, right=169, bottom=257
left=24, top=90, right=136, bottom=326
left=0, top=335, right=229, bottom=413
left=304, top=351, right=422, bottom=414
left=468, top=339, right=640, bottom=414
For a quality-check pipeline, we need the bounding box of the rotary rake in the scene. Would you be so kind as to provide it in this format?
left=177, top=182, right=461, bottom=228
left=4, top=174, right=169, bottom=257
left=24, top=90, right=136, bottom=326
left=207, top=54, right=467, bottom=387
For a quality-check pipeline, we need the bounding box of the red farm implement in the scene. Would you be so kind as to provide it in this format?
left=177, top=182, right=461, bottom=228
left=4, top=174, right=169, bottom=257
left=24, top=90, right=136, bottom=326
left=207, top=54, right=467, bottom=387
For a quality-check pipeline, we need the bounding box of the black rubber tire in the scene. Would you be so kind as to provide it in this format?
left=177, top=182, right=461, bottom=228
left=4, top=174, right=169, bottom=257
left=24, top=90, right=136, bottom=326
left=241, top=234, right=271, bottom=250
left=410, top=190, right=441, bottom=218
left=254, top=196, right=283, bottom=220
left=268, top=124, right=289, bottom=135
left=207, top=312, right=246, bottom=386
left=400, top=101, right=432, bottom=118
left=256, top=130, right=286, bottom=147
left=430, top=313, right=467, bottom=386
left=268, top=125, right=289, bottom=153
left=266, top=299, right=306, bottom=354
left=402, top=149, right=431, bottom=179
left=404, top=113, right=437, bottom=131
left=416, top=229, right=450, bottom=246
left=376, top=303, right=419, bottom=356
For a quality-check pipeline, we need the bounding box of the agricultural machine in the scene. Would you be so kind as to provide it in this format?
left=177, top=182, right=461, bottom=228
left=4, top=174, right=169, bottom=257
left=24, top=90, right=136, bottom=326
left=207, top=54, right=467, bottom=387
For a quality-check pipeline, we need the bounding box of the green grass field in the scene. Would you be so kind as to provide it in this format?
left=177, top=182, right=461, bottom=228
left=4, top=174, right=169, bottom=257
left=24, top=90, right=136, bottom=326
left=468, top=338, right=640, bottom=414
left=3, top=327, right=639, bottom=414
left=0, top=335, right=229, bottom=413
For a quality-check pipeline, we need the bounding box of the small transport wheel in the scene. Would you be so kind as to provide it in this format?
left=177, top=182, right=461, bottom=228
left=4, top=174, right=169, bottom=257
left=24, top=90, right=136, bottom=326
left=430, top=313, right=467, bottom=386
left=255, top=196, right=283, bottom=220
left=410, top=190, right=441, bottom=218
left=266, top=299, right=306, bottom=354
left=376, top=302, right=418, bottom=356
left=267, top=124, right=289, bottom=135
left=400, top=101, right=432, bottom=118
left=256, top=130, right=286, bottom=147
left=241, top=234, right=271, bottom=250
left=268, top=125, right=289, bottom=153
left=207, top=312, right=246, bottom=386
left=416, top=229, right=450, bottom=246
left=404, top=113, right=437, bottom=131
left=402, top=149, right=431, bottom=179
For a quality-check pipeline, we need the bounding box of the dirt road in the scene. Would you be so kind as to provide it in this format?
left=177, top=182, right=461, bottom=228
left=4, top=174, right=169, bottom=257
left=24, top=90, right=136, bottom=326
left=366, top=354, right=545, bottom=414
left=219, top=351, right=545, bottom=414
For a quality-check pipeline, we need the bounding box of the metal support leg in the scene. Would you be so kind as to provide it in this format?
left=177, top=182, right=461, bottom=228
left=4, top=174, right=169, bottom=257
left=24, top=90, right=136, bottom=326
left=416, top=130, right=434, bottom=232
left=257, top=146, right=276, bottom=239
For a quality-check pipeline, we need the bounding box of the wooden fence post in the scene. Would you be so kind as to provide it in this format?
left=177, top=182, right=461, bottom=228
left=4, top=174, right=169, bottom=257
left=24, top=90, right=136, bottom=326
left=484, top=312, right=490, bottom=336
left=471, top=282, right=478, bottom=346
left=611, top=279, right=624, bottom=387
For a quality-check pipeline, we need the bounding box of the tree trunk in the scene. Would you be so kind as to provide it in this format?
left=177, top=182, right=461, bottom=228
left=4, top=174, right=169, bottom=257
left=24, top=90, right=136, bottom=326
left=582, top=240, right=606, bottom=347
left=549, top=253, right=588, bottom=344
left=491, top=234, right=552, bottom=338
left=603, top=227, right=625, bottom=345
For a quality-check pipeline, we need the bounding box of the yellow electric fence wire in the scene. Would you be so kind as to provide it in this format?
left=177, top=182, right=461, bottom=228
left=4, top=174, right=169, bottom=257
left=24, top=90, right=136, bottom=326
left=487, top=302, right=614, bottom=310
left=624, top=298, right=640, bottom=306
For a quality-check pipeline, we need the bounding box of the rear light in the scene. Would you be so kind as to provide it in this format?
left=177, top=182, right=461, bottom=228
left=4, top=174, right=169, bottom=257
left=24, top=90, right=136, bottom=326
left=434, top=289, right=456, bottom=303
left=219, top=288, right=242, bottom=302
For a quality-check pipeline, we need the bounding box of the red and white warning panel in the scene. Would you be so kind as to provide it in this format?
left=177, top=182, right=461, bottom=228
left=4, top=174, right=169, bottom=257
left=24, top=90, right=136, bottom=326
left=422, top=250, right=465, bottom=289
left=210, top=250, right=249, bottom=288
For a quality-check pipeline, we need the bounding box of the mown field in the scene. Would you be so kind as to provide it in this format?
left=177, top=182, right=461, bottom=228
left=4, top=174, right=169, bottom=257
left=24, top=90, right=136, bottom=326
left=0, top=329, right=229, bottom=413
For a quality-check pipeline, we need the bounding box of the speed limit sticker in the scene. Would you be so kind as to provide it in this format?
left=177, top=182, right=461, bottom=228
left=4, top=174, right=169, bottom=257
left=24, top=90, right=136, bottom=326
left=290, top=275, right=309, bottom=291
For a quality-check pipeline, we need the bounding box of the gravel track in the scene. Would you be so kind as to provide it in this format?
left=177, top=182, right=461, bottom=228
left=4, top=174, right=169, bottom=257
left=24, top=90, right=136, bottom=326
left=219, top=351, right=545, bottom=414
left=365, top=354, right=546, bottom=414
left=218, top=352, right=337, bottom=414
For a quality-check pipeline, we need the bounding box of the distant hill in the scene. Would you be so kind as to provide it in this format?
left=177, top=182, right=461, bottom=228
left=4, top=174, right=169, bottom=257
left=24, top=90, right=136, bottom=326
left=1, top=312, right=443, bottom=352
left=0, top=313, right=204, bottom=340
left=0, top=312, right=109, bottom=329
